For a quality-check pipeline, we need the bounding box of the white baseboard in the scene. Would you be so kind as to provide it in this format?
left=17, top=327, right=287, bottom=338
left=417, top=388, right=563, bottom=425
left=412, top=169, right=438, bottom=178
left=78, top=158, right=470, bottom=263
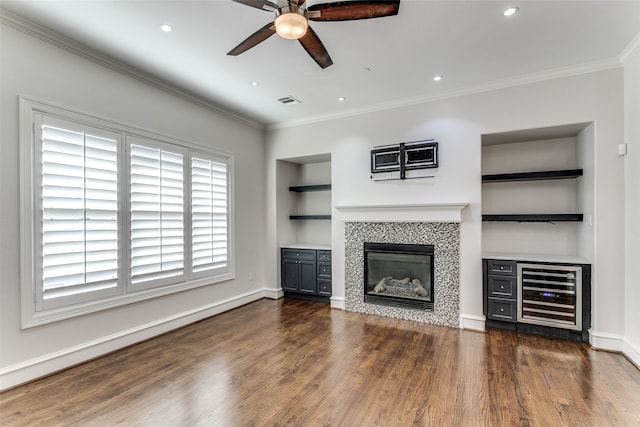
left=460, top=314, right=486, bottom=331
left=589, top=329, right=625, bottom=352
left=330, top=297, right=345, bottom=310
left=261, top=287, right=284, bottom=300
left=623, top=338, right=640, bottom=368
left=0, top=290, right=264, bottom=391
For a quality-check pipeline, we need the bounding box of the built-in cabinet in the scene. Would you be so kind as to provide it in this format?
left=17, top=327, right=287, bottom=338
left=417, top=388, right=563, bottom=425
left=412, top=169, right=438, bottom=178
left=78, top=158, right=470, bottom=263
left=483, top=259, right=518, bottom=322
left=481, top=124, right=594, bottom=342
left=281, top=248, right=317, bottom=294
left=277, top=156, right=332, bottom=303
left=316, top=250, right=332, bottom=297
left=483, top=257, right=591, bottom=342
left=281, top=248, right=332, bottom=300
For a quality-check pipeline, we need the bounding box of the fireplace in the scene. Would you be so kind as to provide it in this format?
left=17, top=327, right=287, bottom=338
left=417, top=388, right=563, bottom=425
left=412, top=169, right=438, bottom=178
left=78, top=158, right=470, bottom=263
left=364, top=242, right=434, bottom=311
left=340, top=216, right=463, bottom=328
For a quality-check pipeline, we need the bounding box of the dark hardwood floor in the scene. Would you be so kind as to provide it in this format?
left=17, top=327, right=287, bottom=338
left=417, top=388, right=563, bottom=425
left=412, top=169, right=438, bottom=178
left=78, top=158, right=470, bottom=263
left=2, top=298, right=640, bottom=426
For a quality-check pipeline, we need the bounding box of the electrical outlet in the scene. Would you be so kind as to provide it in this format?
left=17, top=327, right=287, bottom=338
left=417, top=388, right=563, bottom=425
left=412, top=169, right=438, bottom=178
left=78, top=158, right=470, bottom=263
left=249, top=272, right=254, bottom=281
left=618, top=143, right=628, bottom=156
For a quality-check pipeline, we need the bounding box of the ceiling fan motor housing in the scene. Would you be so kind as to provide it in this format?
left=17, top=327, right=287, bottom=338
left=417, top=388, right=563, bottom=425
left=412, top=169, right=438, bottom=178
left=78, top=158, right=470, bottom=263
left=274, top=5, right=309, bottom=40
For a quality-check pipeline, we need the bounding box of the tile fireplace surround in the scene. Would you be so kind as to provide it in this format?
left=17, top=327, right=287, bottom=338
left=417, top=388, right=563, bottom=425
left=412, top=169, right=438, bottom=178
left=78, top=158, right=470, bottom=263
left=337, top=204, right=467, bottom=328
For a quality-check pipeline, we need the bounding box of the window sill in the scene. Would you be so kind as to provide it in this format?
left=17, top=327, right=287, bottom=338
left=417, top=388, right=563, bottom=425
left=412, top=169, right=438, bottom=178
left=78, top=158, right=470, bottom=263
left=22, top=272, right=235, bottom=329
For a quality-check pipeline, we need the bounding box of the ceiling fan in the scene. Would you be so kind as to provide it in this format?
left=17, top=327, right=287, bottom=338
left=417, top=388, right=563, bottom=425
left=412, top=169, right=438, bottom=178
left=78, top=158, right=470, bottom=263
left=227, top=0, right=401, bottom=69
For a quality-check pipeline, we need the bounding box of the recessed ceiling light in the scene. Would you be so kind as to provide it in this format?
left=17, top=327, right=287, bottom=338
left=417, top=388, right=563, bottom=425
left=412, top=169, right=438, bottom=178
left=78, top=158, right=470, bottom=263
left=338, top=97, right=346, bottom=102
left=433, top=75, right=443, bottom=82
left=503, top=7, right=519, bottom=16
left=251, top=81, right=259, bottom=86
left=160, top=24, right=173, bottom=32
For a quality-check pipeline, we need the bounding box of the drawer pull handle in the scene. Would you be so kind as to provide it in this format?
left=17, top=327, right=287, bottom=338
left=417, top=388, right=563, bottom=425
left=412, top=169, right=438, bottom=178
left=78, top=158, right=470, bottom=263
left=500, top=266, right=504, bottom=270
left=500, top=308, right=505, bottom=312
left=500, top=286, right=504, bottom=289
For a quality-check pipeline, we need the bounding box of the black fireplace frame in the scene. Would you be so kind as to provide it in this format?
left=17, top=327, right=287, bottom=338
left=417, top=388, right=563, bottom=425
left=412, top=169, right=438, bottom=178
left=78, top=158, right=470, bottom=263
left=364, top=242, right=435, bottom=311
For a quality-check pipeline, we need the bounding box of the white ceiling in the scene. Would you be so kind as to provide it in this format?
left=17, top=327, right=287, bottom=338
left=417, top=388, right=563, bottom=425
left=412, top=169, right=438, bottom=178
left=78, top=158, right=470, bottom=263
left=2, top=0, right=639, bottom=128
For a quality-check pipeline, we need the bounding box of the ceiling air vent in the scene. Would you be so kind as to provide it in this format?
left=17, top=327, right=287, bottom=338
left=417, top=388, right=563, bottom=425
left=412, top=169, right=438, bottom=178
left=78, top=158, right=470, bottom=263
left=278, top=96, right=301, bottom=105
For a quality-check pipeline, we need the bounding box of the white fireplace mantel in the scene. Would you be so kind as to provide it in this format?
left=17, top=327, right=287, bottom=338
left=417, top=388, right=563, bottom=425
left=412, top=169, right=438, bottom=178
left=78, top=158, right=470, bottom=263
left=335, top=203, right=469, bottom=223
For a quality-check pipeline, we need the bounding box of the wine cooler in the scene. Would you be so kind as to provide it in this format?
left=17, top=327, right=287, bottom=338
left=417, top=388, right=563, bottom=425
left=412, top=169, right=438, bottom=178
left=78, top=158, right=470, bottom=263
left=517, top=263, right=582, bottom=331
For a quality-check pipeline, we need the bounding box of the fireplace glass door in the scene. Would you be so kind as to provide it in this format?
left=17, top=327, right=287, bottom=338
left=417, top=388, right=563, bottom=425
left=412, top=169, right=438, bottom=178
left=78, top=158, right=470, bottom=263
left=364, top=243, right=434, bottom=310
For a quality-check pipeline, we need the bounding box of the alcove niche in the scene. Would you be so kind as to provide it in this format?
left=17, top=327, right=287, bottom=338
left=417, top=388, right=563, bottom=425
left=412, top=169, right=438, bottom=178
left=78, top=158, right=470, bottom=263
left=276, top=154, right=332, bottom=250
left=481, top=122, right=594, bottom=263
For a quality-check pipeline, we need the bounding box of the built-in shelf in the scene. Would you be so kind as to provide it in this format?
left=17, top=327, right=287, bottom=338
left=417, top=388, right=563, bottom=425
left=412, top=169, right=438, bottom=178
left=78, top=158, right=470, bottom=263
left=482, top=214, right=583, bottom=222
left=289, top=184, right=331, bottom=192
left=482, top=169, right=583, bottom=223
left=289, top=215, right=332, bottom=220
left=289, top=183, right=331, bottom=221
left=482, top=169, right=583, bottom=183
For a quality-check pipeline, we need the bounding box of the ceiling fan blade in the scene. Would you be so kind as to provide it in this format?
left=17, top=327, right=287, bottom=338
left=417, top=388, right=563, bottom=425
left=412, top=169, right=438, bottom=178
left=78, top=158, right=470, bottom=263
left=230, top=0, right=278, bottom=12
left=298, top=26, right=333, bottom=69
left=227, top=22, right=276, bottom=56
left=308, top=0, right=400, bottom=21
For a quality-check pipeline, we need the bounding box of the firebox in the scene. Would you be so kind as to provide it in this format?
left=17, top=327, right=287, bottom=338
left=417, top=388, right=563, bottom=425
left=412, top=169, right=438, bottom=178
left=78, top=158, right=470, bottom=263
left=364, top=242, right=434, bottom=311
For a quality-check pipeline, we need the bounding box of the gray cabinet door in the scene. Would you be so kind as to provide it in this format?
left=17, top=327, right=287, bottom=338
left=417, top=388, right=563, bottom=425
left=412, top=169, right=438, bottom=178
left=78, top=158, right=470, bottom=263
left=282, top=259, right=300, bottom=292
left=298, top=260, right=317, bottom=294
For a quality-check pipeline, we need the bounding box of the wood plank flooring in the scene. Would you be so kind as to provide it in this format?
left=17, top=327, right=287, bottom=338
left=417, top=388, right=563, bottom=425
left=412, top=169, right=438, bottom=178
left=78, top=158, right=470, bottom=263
left=2, top=298, right=640, bottom=426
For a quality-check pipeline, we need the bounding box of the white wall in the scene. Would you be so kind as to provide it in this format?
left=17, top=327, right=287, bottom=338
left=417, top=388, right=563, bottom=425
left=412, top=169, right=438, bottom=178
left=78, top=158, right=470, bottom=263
left=265, top=69, right=626, bottom=349
left=276, top=160, right=299, bottom=248
left=0, top=22, right=266, bottom=389
left=624, top=44, right=640, bottom=364
left=577, top=124, right=596, bottom=262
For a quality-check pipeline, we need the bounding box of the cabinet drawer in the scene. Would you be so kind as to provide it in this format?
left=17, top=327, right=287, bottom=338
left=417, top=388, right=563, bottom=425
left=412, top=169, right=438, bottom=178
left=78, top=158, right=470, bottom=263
left=317, top=262, right=331, bottom=279
left=487, top=259, right=517, bottom=276
left=487, top=275, right=517, bottom=299
left=317, top=250, right=331, bottom=262
left=281, top=248, right=316, bottom=261
left=318, top=280, right=332, bottom=296
left=487, top=298, right=517, bottom=322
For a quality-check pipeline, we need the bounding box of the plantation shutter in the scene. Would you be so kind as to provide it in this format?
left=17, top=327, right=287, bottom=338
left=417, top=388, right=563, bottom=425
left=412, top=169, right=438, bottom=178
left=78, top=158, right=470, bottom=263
left=39, top=120, right=119, bottom=302
left=130, top=143, right=185, bottom=284
left=191, top=156, right=228, bottom=273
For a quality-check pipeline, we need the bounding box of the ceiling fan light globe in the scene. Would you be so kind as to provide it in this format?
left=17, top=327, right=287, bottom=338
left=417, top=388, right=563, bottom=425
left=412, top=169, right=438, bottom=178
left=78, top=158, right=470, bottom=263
left=275, top=13, right=308, bottom=40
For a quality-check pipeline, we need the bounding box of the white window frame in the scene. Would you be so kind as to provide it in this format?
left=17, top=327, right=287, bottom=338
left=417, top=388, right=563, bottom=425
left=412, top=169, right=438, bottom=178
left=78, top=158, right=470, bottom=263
left=20, top=96, right=235, bottom=328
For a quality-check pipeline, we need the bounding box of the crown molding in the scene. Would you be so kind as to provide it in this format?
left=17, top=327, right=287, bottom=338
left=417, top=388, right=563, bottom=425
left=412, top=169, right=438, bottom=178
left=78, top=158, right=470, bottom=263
left=0, top=9, right=264, bottom=131
left=3, top=8, right=632, bottom=134
left=267, top=58, right=622, bottom=131
left=619, top=31, right=640, bottom=65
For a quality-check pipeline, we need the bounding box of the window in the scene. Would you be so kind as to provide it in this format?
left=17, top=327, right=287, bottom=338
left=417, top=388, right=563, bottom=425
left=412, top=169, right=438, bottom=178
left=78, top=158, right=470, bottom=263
left=191, top=155, right=229, bottom=276
left=20, top=98, right=234, bottom=327
left=37, top=116, right=121, bottom=310
left=129, top=141, right=185, bottom=287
